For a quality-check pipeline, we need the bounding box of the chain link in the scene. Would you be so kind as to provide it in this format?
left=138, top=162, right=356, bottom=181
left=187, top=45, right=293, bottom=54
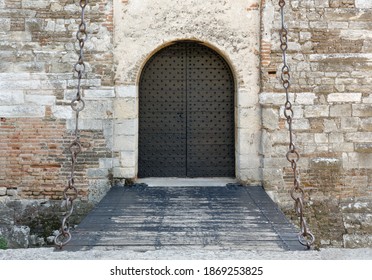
left=279, top=0, right=315, bottom=249
left=55, top=0, right=88, bottom=249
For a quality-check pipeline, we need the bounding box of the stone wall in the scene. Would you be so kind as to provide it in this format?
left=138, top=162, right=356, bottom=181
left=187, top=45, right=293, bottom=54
left=0, top=0, right=116, bottom=204
left=111, top=0, right=262, bottom=182
left=260, top=0, right=372, bottom=247
left=0, top=0, right=371, bottom=249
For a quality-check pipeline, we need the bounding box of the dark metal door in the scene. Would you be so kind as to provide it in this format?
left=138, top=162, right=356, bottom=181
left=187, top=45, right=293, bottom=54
left=139, top=42, right=235, bottom=177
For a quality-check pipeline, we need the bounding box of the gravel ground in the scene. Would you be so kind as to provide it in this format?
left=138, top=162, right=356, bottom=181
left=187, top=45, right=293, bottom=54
left=1, top=247, right=372, bottom=260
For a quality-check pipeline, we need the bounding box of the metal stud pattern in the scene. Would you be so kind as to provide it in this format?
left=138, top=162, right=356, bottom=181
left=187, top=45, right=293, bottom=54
left=139, top=42, right=235, bottom=177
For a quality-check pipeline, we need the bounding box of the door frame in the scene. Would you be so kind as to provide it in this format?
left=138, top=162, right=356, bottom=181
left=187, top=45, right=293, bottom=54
left=112, top=39, right=263, bottom=184
left=137, top=41, right=236, bottom=178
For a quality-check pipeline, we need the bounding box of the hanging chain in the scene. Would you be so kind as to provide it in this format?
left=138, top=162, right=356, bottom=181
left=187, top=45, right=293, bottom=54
left=279, top=0, right=315, bottom=248
left=55, top=0, right=88, bottom=249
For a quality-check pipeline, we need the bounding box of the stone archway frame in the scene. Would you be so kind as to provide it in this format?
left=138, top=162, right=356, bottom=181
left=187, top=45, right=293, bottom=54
left=112, top=0, right=262, bottom=184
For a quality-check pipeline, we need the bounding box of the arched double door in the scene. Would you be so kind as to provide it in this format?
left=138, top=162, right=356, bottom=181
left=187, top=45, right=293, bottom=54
left=139, top=41, right=235, bottom=178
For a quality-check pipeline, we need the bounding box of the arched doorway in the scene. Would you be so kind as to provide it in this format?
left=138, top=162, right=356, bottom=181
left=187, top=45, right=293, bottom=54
left=138, top=41, right=235, bottom=178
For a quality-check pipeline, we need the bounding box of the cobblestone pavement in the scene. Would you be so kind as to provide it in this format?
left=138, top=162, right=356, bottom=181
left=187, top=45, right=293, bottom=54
left=1, top=247, right=371, bottom=260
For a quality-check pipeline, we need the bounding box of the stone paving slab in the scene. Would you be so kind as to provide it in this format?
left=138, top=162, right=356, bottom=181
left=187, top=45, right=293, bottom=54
left=1, top=247, right=372, bottom=260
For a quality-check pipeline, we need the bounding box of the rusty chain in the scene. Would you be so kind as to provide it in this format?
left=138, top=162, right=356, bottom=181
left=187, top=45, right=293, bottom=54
left=279, top=0, right=315, bottom=249
left=55, top=0, right=88, bottom=249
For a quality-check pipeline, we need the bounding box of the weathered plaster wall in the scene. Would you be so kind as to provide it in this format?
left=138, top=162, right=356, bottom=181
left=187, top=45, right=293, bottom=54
left=261, top=0, right=372, bottom=247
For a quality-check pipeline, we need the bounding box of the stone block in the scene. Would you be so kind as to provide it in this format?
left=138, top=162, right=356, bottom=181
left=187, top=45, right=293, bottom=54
left=237, top=88, right=258, bottom=107
left=324, top=8, right=359, bottom=21
left=0, top=91, right=24, bottom=105
left=0, top=187, right=6, bottom=196
left=323, top=119, right=338, bottom=132
left=310, top=157, right=342, bottom=169
left=115, top=119, right=138, bottom=136
left=237, top=168, right=262, bottom=185
left=80, top=100, right=114, bottom=119
left=45, top=20, right=55, bottom=31
left=363, top=94, right=372, bottom=104
left=0, top=205, right=13, bottom=225
left=343, top=234, right=372, bottom=249
left=291, top=119, right=310, bottom=131
left=342, top=152, right=372, bottom=169
left=314, top=133, right=328, bottom=143
left=114, top=98, right=137, bottom=119
left=0, top=18, right=10, bottom=31
left=114, top=135, right=136, bottom=151
left=278, top=105, right=303, bottom=119
left=51, top=105, right=72, bottom=119
left=5, top=226, right=30, bottom=249
left=237, top=129, right=261, bottom=155
left=120, top=151, right=136, bottom=168
left=84, top=89, right=115, bottom=99
left=6, top=189, right=17, bottom=196
left=67, top=79, right=101, bottom=88
left=99, top=158, right=119, bottom=169
left=113, top=167, right=136, bottom=178
left=262, top=108, right=279, bottom=130
left=345, top=132, right=372, bottom=142
left=271, top=131, right=290, bottom=144
left=236, top=153, right=261, bottom=169
left=361, top=119, right=372, bottom=131
left=328, top=21, right=349, bottom=29
left=296, top=132, right=315, bottom=143
left=352, top=104, right=372, bottom=117
left=263, top=158, right=288, bottom=169
left=259, top=92, right=287, bottom=106
left=64, top=89, right=76, bottom=101
left=25, top=95, right=56, bottom=105
left=299, top=32, right=312, bottom=42
left=331, top=143, right=354, bottom=152
left=237, top=107, right=261, bottom=130
left=341, top=201, right=372, bottom=213
left=341, top=117, right=360, bottom=131
left=355, top=0, right=372, bottom=8
left=355, top=143, right=372, bottom=153
left=262, top=168, right=285, bottom=186
left=314, top=0, right=329, bottom=7
left=0, top=105, right=44, bottom=118
left=88, top=179, right=111, bottom=204
left=329, top=132, right=344, bottom=143
left=116, top=85, right=137, bottom=98
left=22, top=0, right=48, bottom=9
left=86, top=168, right=109, bottom=179
left=304, top=105, right=329, bottom=118
left=328, top=92, right=362, bottom=103
left=330, top=104, right=352, bottom=117
left=66, top=119, right=103, bottom=130
left=295, top=92, right=316, bottom=105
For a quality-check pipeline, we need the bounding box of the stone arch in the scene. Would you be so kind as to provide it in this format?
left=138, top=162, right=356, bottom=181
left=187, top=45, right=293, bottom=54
left=137, top=40, right=237, bottom=178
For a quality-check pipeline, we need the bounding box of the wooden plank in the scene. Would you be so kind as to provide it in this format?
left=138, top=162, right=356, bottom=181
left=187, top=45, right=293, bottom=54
left=66, top=185, right=303, bottom=251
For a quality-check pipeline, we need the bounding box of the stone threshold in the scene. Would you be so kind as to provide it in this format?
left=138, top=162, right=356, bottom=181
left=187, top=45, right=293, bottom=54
left=135, top=177, right=238, bottom=187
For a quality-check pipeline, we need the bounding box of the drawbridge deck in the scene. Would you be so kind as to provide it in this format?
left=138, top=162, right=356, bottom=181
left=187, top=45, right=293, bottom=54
left=65, top=184, right=304, bottom=251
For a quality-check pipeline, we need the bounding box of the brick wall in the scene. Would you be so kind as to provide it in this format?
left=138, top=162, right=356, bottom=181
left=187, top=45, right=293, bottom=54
left=0, top=0, right=116, bottom=203
left=260, top=0, right=372, bottom=247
